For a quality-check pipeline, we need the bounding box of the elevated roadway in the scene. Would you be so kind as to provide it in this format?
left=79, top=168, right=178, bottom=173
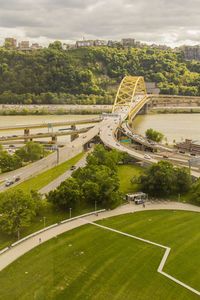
left=0, top=76, right=199, bottom=192
left=0, top=117, right=102, bottom=132
left=0, top=126, right=93, bottom=142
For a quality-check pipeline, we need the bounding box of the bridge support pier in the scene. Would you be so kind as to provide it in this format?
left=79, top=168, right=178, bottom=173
left=143, top=103, right=148, bottom=114
left=24, top=128, right=30, bottom=135
left=51, top=136, right=57, bottom=143
left=71, top=125, right=79, bottom=142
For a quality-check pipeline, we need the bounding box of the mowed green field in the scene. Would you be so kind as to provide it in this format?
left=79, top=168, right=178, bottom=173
left=0, top=210, right=200, bottom=300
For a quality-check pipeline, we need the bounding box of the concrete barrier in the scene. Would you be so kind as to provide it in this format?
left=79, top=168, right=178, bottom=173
left=0, top=209, right=106, bottom=255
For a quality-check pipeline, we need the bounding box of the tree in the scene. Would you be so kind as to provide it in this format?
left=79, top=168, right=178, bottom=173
left=0, top=151, right=22, bottom=172
left=47, top=178, right=82, bottom=210
left=0, top=190, right=40, bottom=236
left=174, top=167, right=192, bottom=193
left=86, top=144, right=121, bottom=172
left=145, top=128, right=164, bottom=142
left=139, top=160, right=176, bottom=197
left=48, top=41, right=63, bottom=50
left=16, top=141, right=43, bottom=162
left=138, top=161, right=192, bottom=197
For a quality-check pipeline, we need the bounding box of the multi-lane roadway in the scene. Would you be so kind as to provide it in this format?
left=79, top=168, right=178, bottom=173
left=0, top=95, right=199, bottom=193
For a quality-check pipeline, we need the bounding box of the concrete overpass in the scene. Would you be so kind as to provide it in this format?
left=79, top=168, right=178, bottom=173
left=0, top=75, right=199, bottom=192
left=0, top=117, right=102, bottom=134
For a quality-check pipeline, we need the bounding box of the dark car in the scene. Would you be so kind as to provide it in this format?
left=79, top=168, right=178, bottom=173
left=163, top=155, right=169, bottom=158
left=15, top=176, right=21, bottom=182
left=190, top=153, right=196, bottom=156
left=70, top=165, right=76, bottom=171
left=179, top=150, right=185, bottom=154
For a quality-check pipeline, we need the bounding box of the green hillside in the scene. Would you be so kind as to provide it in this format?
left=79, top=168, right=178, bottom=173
left=0, top=44, right=200, bottom=105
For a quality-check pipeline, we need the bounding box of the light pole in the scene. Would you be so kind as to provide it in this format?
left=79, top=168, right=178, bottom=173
left=43, top=216, right=46, bottom=228
left=69, top=207, right=72, bottom=219
left=95, top=200, right=97, bottom=212
left=17, top=227, right=20, bottom=240
left=57, top=147, right=59, bottom=165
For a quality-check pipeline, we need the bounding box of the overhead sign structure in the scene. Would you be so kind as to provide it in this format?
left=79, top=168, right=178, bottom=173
left=120, top=139, right=131, bottom=143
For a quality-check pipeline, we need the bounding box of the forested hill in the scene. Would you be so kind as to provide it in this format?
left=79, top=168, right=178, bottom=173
left=0, top=43, right=200, bottom=105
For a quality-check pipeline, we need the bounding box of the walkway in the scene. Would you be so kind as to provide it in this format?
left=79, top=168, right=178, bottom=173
left=0, top=201, right=200, bottom=272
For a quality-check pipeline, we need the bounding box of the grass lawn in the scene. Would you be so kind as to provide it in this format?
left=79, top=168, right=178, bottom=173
left=11, top=152, right=85, bottom=193
left=0, top=152, right=87, bottom=250
left=118, top=164, right=144, bottom=195
left=0, top=210, right=199, bottom=299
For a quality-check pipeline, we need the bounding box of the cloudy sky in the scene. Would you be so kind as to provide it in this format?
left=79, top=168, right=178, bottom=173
left=0, top=0, right=199, bottom=47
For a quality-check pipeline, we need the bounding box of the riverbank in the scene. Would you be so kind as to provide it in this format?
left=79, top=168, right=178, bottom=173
left=149, top=107, right=200, bottom=114
left=0, top=104, right=112, bottom=116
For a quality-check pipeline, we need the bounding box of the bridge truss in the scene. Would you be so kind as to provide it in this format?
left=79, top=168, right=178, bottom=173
left=112, top=76, right=147, bottom=119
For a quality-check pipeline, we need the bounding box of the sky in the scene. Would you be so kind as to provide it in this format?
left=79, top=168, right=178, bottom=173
left=0, top=0, right=199, bottom=47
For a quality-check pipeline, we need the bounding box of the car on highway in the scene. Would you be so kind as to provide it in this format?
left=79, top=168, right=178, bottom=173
left=70, top=165, right=76, bottom=171
left=163, top=155, right=169, bottom=158
left=15, top=176, right=21, bottom=182
left=5, top=180, right=14, bottom=187
left=190, top=153, right=196, bottom=156
left=179, top=150, right=185, bottom=154
left=144, top=154, right=151, bottom=159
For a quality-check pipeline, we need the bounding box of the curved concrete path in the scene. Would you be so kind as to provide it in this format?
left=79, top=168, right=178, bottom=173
left=0, top=201, right=200, bottom=272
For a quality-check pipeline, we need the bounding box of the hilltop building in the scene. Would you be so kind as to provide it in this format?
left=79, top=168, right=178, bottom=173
left=145, top=82, right=160, bottom=94
left=5, top=37, right=17, bottom=49
left=121, top=38, right=136, bottom=47
left=178, top=45, right=200, bottom=61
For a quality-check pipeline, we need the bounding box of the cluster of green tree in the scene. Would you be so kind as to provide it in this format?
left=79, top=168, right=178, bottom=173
left=1, top=44, right=200, bottom=105
left=47, top=145, right=125, bottom=210
left=0, top=91, right=114, bottom=105
left=0, top=142, right=46, bottom=173
left=145, top=128, right=164, bottom=142
left=0, top=189, right=41, bottom=236
left=136, top=160, right=192, bottom=197
left=0, top=108, right=110, bottom=116
left=15, top=141, right=44, bottom=162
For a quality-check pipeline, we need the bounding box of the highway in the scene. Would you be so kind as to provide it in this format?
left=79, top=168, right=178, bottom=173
left=1, top=92, right=200, bottom=193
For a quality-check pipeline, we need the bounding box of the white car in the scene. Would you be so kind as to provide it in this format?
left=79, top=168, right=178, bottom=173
left=144, top=154, right=151, bottom=159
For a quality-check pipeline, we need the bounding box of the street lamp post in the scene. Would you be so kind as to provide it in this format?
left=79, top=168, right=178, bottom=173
left=57, top=147, right=59, bottom=165
left=95, top=200, right=97, bottom=212
left=17, top=227, right=20, bottom=240
left=43, top=216, right=46, bottom=228
left=69, top=207, right=72, bottom=219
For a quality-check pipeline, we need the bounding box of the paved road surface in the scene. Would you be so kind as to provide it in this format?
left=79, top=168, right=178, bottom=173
left=39, top=149, right=93, bottom=194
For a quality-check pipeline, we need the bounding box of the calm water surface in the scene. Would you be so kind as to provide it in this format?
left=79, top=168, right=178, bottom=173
left=133, top=114, right=200, bottom=143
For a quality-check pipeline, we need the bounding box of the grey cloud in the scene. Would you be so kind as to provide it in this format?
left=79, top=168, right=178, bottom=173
left=0, top=0, right=199, bottom=46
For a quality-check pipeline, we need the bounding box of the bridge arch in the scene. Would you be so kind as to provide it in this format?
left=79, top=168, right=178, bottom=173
left=112, top=76, right=147, bottom=115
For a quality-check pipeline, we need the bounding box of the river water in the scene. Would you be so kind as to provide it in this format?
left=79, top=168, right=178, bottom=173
left=0, top=115, right=97, bottom=144
left=133, top=114, right=200, bottom=143
left=0, top=113, right=199, bottom=145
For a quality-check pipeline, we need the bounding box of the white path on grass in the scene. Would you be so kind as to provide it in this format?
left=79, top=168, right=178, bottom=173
left=0, top=201, right=200, bottom=296
left=82, top=219, right=200, bottom=296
